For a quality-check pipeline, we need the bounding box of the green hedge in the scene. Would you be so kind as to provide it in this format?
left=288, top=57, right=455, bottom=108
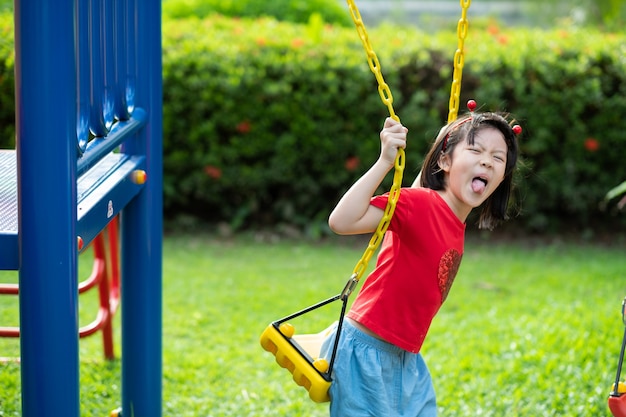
left=468, top=28, right=626, bottom=233
left=161, top=15, right=395, bottom=232
left=162, top=16, right=626, bottom=234
left=0, top=11, right=13, bottom=147
left=1, top=12, right=625, bottom=234
left=162, top=0, right=352, bottom=26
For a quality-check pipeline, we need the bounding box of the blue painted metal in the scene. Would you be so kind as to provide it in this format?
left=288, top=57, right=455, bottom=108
left=121, top=0, right=164, bottom=413
left=0, top=151, right=18, bottom=270
left=7, top=0, right=163, bottom=414
left=14, top=0, right=80, bottom=416
left=102, top=0, right=116, bottom=131
left=79, top=108, right=147, bottom=176
left=89, top=0, right=113, bottom=137
left=114, top=0, right=135, bottom=120
left=0, top=109, right=148, bottom=270
left=77, top=0, right=90, bottom=154
left=77, top=154, right=146, bottom=250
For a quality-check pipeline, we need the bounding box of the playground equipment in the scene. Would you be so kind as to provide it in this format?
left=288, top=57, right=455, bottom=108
left=0, top=216, right=121, bottom=361
left=608, top=297, right=626, bottom=417
left=0, top=0, right=163, bottom=415
left=260, top=0, right=472, bottom=403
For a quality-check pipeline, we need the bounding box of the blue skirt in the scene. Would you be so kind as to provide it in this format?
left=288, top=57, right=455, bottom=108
left=320, top=320, right=437, bottom=417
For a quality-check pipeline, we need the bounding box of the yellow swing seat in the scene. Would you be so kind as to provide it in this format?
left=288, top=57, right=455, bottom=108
left=260, top=321, right=336, bottom=403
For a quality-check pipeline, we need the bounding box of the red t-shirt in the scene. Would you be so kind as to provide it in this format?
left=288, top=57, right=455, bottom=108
left=346, top=187, right=466, bottom=353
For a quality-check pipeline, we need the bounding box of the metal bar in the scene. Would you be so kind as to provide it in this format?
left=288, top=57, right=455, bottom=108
left=14, top=0, right=79, bottom=415
left=121, top=0, right=163, bottom=414
left=275, top=294, right=342, bottom=324
left=77, top=0, right=90, bottom=154
left=0, top=326, right=19, bottom=337
left=0, top=283, right=18, bottom=294
left=102, top=0, right=115, bottom=129
left=611, top=325, right=626, bottom=396
left=77, top=107, right=147, bottom=176
left=114, top=0, right=131, bottom=120
left=77, top=154, right=146, bottom=248
left=90, top=0, right=109, bottom=136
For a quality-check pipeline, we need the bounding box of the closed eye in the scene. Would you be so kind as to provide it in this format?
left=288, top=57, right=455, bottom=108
left=469, top=146, right=505, bottom=163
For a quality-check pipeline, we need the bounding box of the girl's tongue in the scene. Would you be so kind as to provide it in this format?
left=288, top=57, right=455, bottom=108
left=471, top=178, right=486, bottom=194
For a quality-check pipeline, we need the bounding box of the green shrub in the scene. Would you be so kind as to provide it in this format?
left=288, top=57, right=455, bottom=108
left=0, top=11, right=14, bottom=149
left=161, top=16, right=626, bottom=234
left=162, top=0, right=352, bottom=26
left=468, top=27, right=626, bottom=232
left=162, top=15, right=391, bottom=232
left=1, top=11, right=625, bottom=234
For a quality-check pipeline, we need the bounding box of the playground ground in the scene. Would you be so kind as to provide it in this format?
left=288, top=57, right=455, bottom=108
left=0, top=232, right=624, bottom=416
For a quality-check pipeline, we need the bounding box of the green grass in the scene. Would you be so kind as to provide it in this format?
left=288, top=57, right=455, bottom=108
left=0, top=233, right=625, bottom=416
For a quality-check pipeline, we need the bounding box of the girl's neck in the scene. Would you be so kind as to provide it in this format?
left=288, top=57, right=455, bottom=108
left=436, top=189, right=471, bottom=223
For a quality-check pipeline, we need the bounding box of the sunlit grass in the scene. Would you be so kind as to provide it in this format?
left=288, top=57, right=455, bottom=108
left=0, top=234, right=625, bottom=416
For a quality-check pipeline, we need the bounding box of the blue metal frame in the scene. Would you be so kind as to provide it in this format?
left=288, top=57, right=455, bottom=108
left=9, top=0, right=163, bottom=415
left=121, top=0, right=164, bottom=414
left=15, top=0, right=79, bottom=414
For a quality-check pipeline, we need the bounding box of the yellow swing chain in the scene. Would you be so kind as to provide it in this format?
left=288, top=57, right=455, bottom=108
left=345, top=0, right=405, bottom=291
left=343, top=0, right=471, bottom=294
left=448, top=0, right=471, bottom=123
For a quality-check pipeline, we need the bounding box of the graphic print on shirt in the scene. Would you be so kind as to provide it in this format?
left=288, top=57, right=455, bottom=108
left=438, top=249, right=463, bottom=302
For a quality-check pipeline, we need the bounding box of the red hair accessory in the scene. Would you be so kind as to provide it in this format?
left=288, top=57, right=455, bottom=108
left=442, top=100, right=522, bottom=152
left=442, top=100, right=476, bottom=152
left=466, top=99, right=523, bottom=137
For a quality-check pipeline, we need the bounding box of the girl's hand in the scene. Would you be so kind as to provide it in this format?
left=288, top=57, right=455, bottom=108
left=328, top=117, right=408, bottom=235
left=380, top=117, right=408, bottom=166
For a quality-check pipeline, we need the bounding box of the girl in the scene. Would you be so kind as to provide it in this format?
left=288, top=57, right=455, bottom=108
left=322, top=106, right=521, bottom=416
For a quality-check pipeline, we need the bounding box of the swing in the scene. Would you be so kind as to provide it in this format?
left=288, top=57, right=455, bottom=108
left=608, top=297, right=626, bottom=417
left=260, top=0, right=472, bottom=403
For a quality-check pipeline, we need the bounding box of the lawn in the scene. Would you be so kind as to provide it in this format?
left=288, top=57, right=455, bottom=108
left=0, top=232, right=625, bottom=416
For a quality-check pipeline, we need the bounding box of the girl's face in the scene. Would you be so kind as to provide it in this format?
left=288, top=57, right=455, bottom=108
left=438, top=126, right=508, bottom=222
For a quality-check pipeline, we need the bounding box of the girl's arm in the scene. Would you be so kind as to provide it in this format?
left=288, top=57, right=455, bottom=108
left=328, top=117, right=408, bottom=235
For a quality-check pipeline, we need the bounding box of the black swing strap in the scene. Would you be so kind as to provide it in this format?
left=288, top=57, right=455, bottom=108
left=274, top=273, right=358, bottom=376
left=611, top=297, right=626, bottom=397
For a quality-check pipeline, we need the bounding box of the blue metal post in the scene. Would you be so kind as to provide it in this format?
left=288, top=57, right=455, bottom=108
left=89, top=0, right=113, bottom=137
left=14, top=0, right=79, bottom=416
left=121, top=0, right=163, bottom=414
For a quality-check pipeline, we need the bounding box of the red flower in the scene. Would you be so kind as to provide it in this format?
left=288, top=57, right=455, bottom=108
left=497, top=35, right=509, bottom=45
left=204, top=165, right=222, bottom=179
left=236, top=120, right=251, bottom=134
left=487, top=24, right=499, bottom=35
left=344, top=156, right=360, bottom=171
left=291, top=38, right=305, bottom=48
left=584, top=137, right=599, bottom=152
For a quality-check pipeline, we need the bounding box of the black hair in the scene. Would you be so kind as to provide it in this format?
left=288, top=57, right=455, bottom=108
left=419, top=112, right=520, bottom=230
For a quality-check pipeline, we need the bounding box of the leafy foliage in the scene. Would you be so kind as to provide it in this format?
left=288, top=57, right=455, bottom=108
left=162, top=0, right=352, bottom=26
left=468, top=26, right=626, bottom=232
left=160, top=15, right=626, bottom=233
left=161, top=15, right=392, bottom=232
left=523, top=0, right=626, bottom=30
left=1, top=10, right=626, bottom=233
left=0, top=11, right=14, bottom=148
